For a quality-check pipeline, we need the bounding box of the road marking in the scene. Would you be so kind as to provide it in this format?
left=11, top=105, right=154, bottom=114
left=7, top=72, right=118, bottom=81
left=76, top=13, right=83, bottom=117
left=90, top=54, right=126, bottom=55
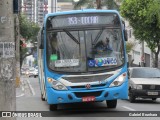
left=16, top=80, right=25, bottom=98
left=27, top=79, right=35, bottom=96
left=16, top=93, right=24, bottom=98
left=122, top=106, right=136, bottom=111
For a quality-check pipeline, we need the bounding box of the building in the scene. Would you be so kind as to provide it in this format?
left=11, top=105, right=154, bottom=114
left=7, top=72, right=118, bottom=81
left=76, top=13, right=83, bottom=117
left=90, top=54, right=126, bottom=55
left=57, top=0, right=73, bottom=12
left=21, top=0, right=36, bottom=22
left=21, top=0, right=73, bottom=26
left=125, top=21, right=160, bottom=68
left=21, top=0, right=74, bottom=68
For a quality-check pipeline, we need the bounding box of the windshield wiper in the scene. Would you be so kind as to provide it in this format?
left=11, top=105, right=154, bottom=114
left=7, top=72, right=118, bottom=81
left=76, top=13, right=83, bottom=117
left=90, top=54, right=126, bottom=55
left=63, top=29, right=80, bottom=44
left=92, top=28, right=104, bottom=46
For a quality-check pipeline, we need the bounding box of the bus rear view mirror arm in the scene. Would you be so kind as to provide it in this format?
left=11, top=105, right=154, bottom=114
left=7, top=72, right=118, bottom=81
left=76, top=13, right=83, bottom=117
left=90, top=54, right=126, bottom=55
left=39, top=44, right=44, bottom=49
left=124, top=30, right=128, bottom=41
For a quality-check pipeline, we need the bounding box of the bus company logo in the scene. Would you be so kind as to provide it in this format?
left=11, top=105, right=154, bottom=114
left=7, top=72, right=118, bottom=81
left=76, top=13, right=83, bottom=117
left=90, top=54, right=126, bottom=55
left=85, top=84, right=91, bottom=89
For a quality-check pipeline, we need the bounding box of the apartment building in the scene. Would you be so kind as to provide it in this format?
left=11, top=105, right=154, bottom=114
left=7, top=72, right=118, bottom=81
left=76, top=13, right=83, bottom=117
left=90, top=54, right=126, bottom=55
left=21, top=0, right=73, bottom=26
left=21, top=0, right=36, bottom=22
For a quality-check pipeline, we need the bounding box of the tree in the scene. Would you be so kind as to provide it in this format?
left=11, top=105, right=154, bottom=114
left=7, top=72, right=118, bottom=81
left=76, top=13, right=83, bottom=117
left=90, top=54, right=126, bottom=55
left=126, top=41, right=135, bottom=53
left=73, top=0, right=121, bottom=10
left=19, top=14, right=40, bottom=68
left=120, top=0, right=160, bottom=67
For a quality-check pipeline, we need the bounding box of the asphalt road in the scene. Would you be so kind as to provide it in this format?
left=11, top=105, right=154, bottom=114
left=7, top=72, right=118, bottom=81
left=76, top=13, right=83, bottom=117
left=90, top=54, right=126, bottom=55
left=16, top=76, right=160, bottom=120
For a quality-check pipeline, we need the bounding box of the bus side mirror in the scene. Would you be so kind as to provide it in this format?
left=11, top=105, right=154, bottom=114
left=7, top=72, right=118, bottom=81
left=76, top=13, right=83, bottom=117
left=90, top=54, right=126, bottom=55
left=124, top=30, right=128, bottom=41
left=38, top=37, right=44, bottom=49
left=127, top=69, right=130, bottom=79
left=39, top=34, right=44, bottom=49
left=39, top=43, right=44, bottom=49
left=122, top=20, right=128, bottom=41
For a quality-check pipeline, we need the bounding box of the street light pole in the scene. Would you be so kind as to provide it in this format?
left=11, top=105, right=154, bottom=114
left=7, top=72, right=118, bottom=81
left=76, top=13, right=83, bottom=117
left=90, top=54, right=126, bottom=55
left=0, top=0, right=16, bottom=116
left=141, top=41, right=145, bottom=67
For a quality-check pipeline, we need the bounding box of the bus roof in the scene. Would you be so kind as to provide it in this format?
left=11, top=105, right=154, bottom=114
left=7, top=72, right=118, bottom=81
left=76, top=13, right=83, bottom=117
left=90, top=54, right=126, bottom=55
left=45, top=9, right=120, bottom=19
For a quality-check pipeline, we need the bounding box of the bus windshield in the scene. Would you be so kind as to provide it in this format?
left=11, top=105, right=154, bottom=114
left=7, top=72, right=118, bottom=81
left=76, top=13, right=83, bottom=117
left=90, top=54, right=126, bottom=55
left=46, top=13, right=124, bottom=73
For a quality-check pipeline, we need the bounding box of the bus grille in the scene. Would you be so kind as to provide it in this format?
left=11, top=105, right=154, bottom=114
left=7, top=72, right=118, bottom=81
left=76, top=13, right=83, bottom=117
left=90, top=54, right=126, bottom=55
left=62, top=74, right=113, bottom=83
left=74, top=91, right=102, bottom=98
left=70, top=84, right=106, bottom=89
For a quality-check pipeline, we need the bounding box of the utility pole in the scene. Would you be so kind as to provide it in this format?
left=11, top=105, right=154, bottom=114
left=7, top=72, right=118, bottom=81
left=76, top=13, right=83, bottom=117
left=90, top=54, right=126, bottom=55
left=0, top=0, right=16, bottom=118
left=15, top=15, right=20, bottom=87
left=141, top=41, right=145, bottom=67
left=15, top=0, right=21, bottom=87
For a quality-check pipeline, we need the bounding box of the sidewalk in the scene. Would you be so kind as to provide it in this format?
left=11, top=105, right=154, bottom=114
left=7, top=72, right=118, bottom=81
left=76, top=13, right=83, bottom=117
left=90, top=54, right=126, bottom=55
left=16, top=76, right=34, bottom=98
left=16, top=79, right=25, bottom=98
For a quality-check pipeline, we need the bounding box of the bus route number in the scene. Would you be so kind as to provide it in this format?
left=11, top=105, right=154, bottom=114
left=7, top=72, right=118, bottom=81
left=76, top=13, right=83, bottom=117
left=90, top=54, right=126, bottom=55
left=68, top=16, right=99, bottom=25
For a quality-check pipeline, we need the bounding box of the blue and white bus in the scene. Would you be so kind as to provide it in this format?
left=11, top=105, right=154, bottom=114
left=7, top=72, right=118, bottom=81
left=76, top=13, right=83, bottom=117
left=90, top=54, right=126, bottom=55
left=37, top=9, right=128, bottom=111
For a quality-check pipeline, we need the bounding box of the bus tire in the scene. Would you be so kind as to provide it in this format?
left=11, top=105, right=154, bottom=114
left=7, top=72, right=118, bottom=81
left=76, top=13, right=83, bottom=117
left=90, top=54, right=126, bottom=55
left=41, top=94, right=45, bottom=101
left=106, top=100, right=117, bottom=108
left=49, top=104, right=57, bottom=111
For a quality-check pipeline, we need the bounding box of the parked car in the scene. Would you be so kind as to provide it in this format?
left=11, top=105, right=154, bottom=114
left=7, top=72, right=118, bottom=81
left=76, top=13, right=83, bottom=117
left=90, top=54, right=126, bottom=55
left=28, top=67, right=38, bottom=78
left=128, top=67, right=160, bottom=103
left=21, top=69, right=26, bottom=75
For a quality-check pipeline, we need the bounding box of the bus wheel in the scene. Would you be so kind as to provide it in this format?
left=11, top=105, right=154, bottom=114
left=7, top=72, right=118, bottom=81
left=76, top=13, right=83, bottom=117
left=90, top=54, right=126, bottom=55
left=106, top=100, right=117, bottom=108
left=49, top=104, right=57, bottom=111
left=41, top=94, right=45, bottom=101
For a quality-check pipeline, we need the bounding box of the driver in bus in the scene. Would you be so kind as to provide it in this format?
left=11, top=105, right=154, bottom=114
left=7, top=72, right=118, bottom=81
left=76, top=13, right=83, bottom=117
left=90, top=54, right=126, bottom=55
left=50, top=33, right=60, bottom=60
left=94, top=37, right=113, bottom=53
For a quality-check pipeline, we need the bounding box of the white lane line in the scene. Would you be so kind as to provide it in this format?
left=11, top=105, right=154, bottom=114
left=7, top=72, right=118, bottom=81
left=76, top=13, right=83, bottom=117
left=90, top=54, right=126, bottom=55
left=16, top=93, right=25, bottom=98
left=27, top=79, right=35, bottom=96
left=122, top=106, right=136, bottom=111
left=21, top=85, right=24, bottom=92
left=16, top=80, right=25, bottom=98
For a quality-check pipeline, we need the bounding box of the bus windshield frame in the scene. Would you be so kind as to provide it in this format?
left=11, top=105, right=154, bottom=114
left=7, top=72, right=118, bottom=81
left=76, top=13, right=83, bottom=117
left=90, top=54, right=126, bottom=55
left=46, top=13, right=125, bottom=74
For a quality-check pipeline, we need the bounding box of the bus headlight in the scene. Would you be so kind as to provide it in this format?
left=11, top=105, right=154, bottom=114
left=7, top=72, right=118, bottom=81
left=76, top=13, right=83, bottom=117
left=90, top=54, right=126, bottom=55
left=109, top=73, right=127, bottom=87
left=48, top=78, right=68, bottom=90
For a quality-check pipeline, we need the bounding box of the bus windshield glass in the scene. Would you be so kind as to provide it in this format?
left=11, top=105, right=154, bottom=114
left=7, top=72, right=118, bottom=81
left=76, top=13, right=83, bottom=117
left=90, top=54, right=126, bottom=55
left=46, top=13, right=124, bottom=73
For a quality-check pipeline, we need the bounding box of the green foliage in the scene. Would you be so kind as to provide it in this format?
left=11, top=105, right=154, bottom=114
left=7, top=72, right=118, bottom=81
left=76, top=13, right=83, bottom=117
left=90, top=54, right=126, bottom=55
left=19, top=14, right=40, bottom=68
left=73, top=0, right=93, bottom=9
left=19, top=14, right=40, bottom=42
left=74, top=0, right=120, bottom=10
left=120, top=0, right=160, bottom=67
left=103, top=0, right=119, bottom=10
left=126, top=41, right=135, bottom=53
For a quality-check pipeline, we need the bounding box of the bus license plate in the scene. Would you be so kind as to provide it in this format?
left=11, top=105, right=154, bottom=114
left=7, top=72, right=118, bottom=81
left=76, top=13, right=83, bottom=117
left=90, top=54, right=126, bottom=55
left=147, top=92, right=158, bottom=95
left=82, top=96, right=95, bottom=102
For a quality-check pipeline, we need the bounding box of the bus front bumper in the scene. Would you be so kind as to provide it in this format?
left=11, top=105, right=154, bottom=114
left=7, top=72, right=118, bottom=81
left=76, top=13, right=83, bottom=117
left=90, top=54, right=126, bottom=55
left=46, top=82, right=128, bottom=104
